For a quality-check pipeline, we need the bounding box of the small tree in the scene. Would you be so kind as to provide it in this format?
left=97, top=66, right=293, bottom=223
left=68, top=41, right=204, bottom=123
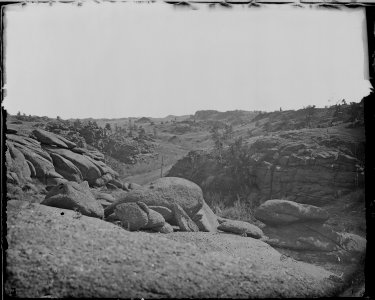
left=153, top=127, right=157, bottom=138
left=73, top=119, right=82, bottom=129
left=105, top=123, right=112, bottom=132
left=138, top=126, right=146, bottom=139
left=223, top=124, right=234, bottom=141
left=304, top=105, right=315, bottom=128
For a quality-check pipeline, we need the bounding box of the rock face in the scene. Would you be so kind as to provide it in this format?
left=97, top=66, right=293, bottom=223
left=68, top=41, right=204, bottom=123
left=255, top=199, right=329, bottom=225
left=217, top=220, right=264, bottom=239
left=105, top=177, right=205, bottom=218
left=42, top=181, right=104, bottom=219
left=168, top=129, right=365, bottom=206
left=6, top=202, right=341, bottom=298
left=114, top=202, right=149, bottom=231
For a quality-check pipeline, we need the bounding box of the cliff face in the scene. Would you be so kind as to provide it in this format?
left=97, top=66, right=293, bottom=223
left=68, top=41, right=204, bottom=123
left=168, top=126, right=365, bottom=207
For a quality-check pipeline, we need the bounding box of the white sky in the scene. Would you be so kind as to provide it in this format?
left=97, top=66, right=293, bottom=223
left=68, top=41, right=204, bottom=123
left=3, top=2, right=372, bottom=119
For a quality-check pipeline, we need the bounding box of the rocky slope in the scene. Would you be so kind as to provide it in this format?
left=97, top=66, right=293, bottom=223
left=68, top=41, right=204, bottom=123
left=4, top=106, right=367, bottom=297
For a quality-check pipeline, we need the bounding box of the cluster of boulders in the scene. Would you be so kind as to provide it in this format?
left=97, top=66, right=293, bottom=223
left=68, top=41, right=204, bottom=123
left=38, top=174, right=269, bottom=238
left=6, top=199, right=343, bottom=298
left=104, top=177, right=220, bottom=233
left=255, top=199, right=366, bottom=263
left=6, top=126, right=126, bottom=189
left=38, top=176, right=220, bottom=234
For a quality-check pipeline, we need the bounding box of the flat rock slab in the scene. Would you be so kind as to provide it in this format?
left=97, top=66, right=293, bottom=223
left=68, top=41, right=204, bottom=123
left=217, top=220, right=264, bottom=239
left=6, top=202, right=341, bottom=298
left=33, top=129, right=76, bottom=149
left=255, top=199, right=330, bottom=225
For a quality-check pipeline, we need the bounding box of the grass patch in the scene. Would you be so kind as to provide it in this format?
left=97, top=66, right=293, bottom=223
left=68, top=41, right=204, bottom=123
left=205, top=192, right=259, bottom=224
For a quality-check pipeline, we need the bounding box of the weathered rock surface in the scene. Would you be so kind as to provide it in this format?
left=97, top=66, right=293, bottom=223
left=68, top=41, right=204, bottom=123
left=33, top=128, right=76, bottom=148
left=6, top=129, right=120, bottom=188
left=6, top=142, right=31, bottom=184
left=148, top=205, right=175, bottom=224
left=50, top=153, right=83, bottom=183
left=114, top=202, right=149, bottom=231
left=71, top=147, right=105, bottom=161
left=91, top=190, right=116, bottom=203
left=153, top=222, right=174, bottom=234
left=263, top=222, right=342, bottom=252
left=193, top=202, right=219, bottom=232
left=105, top=177, right=205, bottom=218
left=217, top=220, right=264, bottom=239
left=143, top=209, right=165, bottom=229
left=255, top=199, right=330, bottom=225
left=45, top=147, right=102, bottom=185
left=6, top=202, right=342, bottom=298
left=42, top=181, right=104, bottom=219
left=173, top=203, right=199, bottom=232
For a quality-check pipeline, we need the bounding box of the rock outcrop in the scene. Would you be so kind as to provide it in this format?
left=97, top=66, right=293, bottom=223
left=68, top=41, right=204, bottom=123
left=255, top=200, right=366, bottom=263
left=6, top=201, right=342, bottom=298
left=168, top=128, right=365, bottom=206
left=42, top=181, right=104, bottom=219
left=6, top=126, right=126, bottom=189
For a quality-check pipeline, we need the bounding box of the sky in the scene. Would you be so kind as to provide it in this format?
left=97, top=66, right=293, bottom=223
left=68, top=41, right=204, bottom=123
left=3, top=2, right=372, bottom=119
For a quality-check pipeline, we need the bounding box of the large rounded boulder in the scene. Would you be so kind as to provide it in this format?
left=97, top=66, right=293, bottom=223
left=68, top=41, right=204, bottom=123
left=105, top=177, right=205, bottom=218
left=114, top=202, right=149, bottom=231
